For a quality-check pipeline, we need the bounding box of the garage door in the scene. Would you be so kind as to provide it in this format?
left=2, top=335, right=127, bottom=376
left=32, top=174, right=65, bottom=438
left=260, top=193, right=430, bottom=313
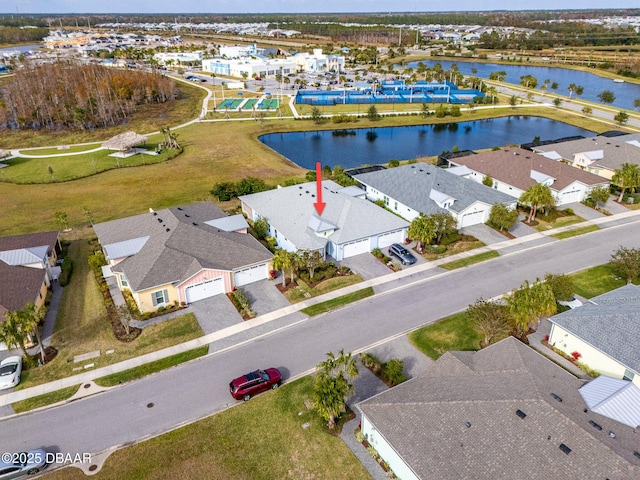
left=234, top=263, right=268, bottom=287
left=559, top=188, right=582, bottom=205
left=185, top=277, right=225, bottom=303
left=343, top=238, right=370, bottom=258
left=459, top=209, right=486, bottom=228
left=377, top=230, right=405, bottom=249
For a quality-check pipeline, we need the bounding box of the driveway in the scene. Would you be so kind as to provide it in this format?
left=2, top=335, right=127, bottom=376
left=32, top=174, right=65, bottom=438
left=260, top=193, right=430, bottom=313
left=510, top=213, right=539, bottom=237
left=461, top=223, right=508, bottom=246
left=335, top=252, right=392, bottom=281
left=187, top=294, right=243, bottom=335
left=240, top=279, right=291, bottom=316
left=565, top=202, right=606, bottom=221
left=603, top=196, right=633, bottom=215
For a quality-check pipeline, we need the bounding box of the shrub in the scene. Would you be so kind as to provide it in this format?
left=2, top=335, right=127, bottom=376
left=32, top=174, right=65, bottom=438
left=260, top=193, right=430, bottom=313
left=383, top=255, right=392, bottom=263
left=58, top=259, right=73, bottom=286
left=426, top=245, right=446, bottom=254
left=563, top=208, right=574, bottom=215
left=382, top=358, right=407, bottom=386
left=439, top=232, right=461, bottom=246
left=388, top=159, right=400, bottom=168
left=371, top=248, right=384, bottom=259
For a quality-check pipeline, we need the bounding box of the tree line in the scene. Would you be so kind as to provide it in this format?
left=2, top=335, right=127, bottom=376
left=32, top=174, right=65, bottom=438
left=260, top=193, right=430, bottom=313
left=0, top=61, right=177, bottom=131
left=0, top=26, right=48, bottom=45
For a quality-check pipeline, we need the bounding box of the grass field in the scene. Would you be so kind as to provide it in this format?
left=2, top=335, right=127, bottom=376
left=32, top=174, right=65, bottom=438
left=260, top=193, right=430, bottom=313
left=408, top=312, right=485, bottom=360
left=44, top=376, right=371, bottom=480
left=301, top=287, right=375, bottom=316
left=551, top=224, right=601, bottom=239
left=15, top=227, right=205, bottom=389
left=284, top=275, right=364, bottom=303
left=439, top=250, right=500, bottom=270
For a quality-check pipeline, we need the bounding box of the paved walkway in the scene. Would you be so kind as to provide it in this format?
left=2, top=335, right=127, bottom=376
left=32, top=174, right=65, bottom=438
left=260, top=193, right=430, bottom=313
left=1, top=206, right=639, bottom=408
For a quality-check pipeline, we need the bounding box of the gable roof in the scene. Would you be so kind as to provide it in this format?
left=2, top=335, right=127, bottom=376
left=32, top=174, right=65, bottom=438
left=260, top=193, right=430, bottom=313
left=0, top=262, right=46, bottom=317
left=533, top=133, right=640, bottom=172
left=354, top=163, right=515, bottom=215
left=0, top=231, right=57, bottom=317
left=580, top=376, right=640, bottom=428
left=450, top=148, right=608, bottom=191
left=93, top=203, right=272, bottom=292
left=549, top=284, right=640, bottom=375
left=358, top=337, right=640, bottom=480
left=240, top=180, right=409, bottom=251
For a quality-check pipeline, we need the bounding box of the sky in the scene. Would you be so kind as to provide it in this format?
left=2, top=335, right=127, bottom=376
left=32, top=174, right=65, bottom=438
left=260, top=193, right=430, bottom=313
left=3, top=1, right=640, bottom=15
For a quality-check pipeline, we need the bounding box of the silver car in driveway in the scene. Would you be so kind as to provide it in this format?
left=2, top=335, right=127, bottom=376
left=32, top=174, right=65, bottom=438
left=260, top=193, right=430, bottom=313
left=0, top=356, right=22, bottom=390
left=388, top=243, right=417, bottom=265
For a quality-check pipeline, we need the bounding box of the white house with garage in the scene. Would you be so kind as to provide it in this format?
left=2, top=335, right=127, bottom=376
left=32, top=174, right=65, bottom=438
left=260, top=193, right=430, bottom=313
left=533, top=133, right=640, bottom=181
left=549, top=284, right=640, bottom=388
left=93, top=202, right=272, bottom=313
left=447, top=148, right=609, bottom=207
left=240, top=180, right=409, bottom=261
left=353, top=163, right=517, bottom=229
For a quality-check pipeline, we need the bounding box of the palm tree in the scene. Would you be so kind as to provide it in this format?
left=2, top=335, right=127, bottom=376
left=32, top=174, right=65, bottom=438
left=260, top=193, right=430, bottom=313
left=20, top=302, right=46, bottom=364
left=272, top=249, right=293, bottom=287
left=612, top=163, right=640, bottom=202
left=313, top=349, right=359, bottom=429
left=507, top=280, right=556, bottom=337
left=519, top=183, right=556, bottom=223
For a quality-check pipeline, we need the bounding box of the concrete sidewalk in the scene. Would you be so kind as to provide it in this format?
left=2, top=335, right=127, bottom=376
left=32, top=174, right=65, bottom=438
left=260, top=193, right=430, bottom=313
left=2, top=207, right=639, bottom=408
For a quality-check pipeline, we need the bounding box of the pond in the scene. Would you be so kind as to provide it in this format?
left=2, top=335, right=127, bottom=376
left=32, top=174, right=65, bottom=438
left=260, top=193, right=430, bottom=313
left=260, top=117, right=595, bottom=170
left=403, top=59, right=640, bottom=110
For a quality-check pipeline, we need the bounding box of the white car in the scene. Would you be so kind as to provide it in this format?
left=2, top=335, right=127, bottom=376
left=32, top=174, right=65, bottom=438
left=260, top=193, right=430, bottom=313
left=0, top=356, right=22, bottom=390
left=558, top=296, right=583, bottom=309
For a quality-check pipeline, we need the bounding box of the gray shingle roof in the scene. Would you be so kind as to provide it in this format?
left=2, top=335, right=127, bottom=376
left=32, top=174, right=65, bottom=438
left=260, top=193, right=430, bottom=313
left=94, top=203, right=272, bottom=291
left=354, top=163, right=515, bottom=215
left=358, top=337, right=640, bottom=480
left=450, top=147, right=608, bottom=191
left=240, top=180, right=409, bottom=250
left=549, top=284, right=640, bottom=375
left=534, top=133, right=640, bottom=172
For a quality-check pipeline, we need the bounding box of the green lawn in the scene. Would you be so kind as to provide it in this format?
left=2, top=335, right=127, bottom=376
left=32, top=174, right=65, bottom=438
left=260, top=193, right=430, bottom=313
left=284, top=274, right=364, bottom=303
left=438, top=250, right=500, bottom=270
left=95, top=346, right=209, bottom=387
left=1, top=140, right=180, bottom=184
left=301, top=287, right=375, bottom=316
left=551, top=224, right=600, bottom=239
left=11, top=385, right=80, bottom=414
left=17, top=144, right=101, bottom=156
left=569, top=264, right=636, bottom=298
left=533, top=214, right=585, bottom=232
left=408, top=312, right=485, bottom=360
left=44, top=376, right=370, bottom=480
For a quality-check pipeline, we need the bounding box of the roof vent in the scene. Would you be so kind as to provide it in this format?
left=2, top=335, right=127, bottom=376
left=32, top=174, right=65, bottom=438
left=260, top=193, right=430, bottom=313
left=634, top=451, right=640, bottom=460
left=177, top=207, right=183, bottom=210
left=589, top=420, right=602, bottom=431
left=305, top=190, right=309, bottom=194
left=165, top=228, right=170, bottom=232
left=559, top=444, right=571, bottom=455
left=465, top=421, right=471, bottom=428
left=609, top=431, right=616, bottom=438
left=157, top=218, right=162, bottom=223
left=185, top=214, right=190, bottom=218
left=515, top=410, right=527, bottom=419
left=550, top=393, right=563, bottom=402
left=311, top=194, right=315, bottom=198
left=299, top=186, right=303, bottom=189
left=153, top=212, right=158, bottom=216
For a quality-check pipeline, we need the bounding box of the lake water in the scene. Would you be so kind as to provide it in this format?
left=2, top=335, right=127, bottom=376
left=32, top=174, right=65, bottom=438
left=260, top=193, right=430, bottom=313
left=0, top=44, right=42, bottom=54
left=404, top=59, right=640, bottom=110
left=260, top=117, right=595, bottom=170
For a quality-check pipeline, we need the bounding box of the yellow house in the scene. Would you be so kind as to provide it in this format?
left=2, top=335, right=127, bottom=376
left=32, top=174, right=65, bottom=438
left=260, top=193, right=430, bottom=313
left=549, top=284, right=640, bottom=388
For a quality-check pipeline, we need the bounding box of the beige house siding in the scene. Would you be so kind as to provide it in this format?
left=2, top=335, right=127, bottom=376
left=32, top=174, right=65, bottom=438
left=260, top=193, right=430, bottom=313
left=549, top=324, right=636, bottom=384
left=134, top=283, right=179, bottom=313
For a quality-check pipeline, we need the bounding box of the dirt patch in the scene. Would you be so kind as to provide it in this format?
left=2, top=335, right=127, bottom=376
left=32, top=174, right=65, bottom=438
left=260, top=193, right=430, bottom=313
left=42, top=346, right=58, bottom=364
left=275, top=278, right=298, bottom=293
left=489, top=226, right=516, bottom=239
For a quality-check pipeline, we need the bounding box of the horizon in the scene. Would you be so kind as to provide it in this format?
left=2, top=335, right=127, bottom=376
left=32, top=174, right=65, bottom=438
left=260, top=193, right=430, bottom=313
left=2, top=1, right=639, bottom=15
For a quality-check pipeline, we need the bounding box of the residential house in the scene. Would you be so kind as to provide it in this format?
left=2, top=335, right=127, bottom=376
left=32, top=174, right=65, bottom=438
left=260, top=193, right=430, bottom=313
left=93, top=203, right=273, bottom=313
left=358, top=336, right=640, bottom=480
left=0, top=231, right=59, bottom=349
left=532, top=133, right=640, bottom=180
left=447, top=147, right=609, bottom=206
left=240, top=180, right=409, bottom=261
left=353, top=163, right=517, bottom=229
left=549, top=284, right=640, bottom=387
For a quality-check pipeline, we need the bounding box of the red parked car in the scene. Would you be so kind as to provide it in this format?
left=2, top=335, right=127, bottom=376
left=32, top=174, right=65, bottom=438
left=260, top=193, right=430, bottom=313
left=229, top=368, right=282, bottom=401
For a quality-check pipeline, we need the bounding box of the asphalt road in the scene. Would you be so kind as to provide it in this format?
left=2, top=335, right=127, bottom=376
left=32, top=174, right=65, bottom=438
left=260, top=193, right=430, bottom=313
left=1, top=220, right=639, bottom=461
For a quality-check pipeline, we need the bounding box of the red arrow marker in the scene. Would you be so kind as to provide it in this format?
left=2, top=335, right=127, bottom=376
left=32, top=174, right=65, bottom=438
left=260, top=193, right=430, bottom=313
left=314, top=161, right=326, bottom=216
